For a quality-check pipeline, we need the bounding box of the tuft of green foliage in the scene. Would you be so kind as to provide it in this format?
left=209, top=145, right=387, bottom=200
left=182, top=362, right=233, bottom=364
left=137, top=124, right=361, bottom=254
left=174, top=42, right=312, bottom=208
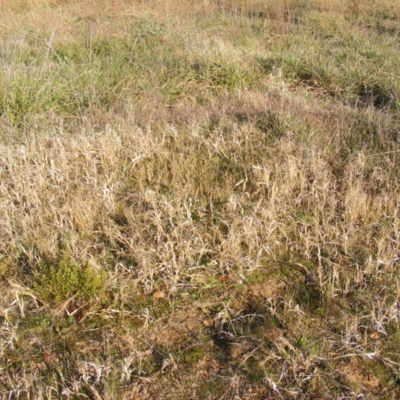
left=34, top=255, right=107, bottom=304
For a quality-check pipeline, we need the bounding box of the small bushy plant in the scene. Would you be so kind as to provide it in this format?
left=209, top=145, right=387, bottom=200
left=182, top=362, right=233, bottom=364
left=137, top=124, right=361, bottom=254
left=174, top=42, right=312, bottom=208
left=34, top=255, right=107, bottom=304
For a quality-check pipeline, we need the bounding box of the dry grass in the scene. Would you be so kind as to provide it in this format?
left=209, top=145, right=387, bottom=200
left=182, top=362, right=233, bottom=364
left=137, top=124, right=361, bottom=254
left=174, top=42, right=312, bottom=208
left=1, top=0, right=400, bottom=398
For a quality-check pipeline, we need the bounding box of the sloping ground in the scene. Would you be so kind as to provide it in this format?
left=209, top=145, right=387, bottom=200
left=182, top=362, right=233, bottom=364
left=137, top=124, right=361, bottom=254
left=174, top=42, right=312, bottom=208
left=1, top=1, right=400, bottom=398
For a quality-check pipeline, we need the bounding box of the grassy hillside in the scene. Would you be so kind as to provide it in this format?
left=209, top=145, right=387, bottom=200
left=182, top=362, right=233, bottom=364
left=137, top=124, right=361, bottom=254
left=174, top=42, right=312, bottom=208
left=1, top=0, right=400, bottom=398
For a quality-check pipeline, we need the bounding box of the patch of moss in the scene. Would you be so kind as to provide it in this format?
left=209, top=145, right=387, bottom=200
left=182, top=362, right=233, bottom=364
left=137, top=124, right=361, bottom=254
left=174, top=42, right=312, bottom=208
left=180, top=346, right=207, bottom=364
left=0, top=256, right=12, bottom=278
left=198, top=378, right=227, bottom=399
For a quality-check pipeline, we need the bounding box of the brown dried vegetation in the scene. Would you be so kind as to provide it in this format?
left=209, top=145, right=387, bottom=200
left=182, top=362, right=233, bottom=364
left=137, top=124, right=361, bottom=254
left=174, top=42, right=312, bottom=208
left=1, top=0, right=400, bottom=398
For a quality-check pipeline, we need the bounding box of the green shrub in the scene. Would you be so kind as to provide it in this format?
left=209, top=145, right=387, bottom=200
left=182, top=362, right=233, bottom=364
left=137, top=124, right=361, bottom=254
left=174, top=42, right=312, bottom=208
left=34, top=255, right=107, bottom=304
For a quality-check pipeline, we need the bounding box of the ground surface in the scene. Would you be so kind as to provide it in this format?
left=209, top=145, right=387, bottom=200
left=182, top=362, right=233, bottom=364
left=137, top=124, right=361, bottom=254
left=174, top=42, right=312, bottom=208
left=1, top=0, right=400, bottom=398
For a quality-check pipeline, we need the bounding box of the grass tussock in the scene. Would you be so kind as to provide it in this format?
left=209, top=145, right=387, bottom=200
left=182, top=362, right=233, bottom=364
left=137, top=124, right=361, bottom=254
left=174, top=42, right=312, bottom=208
left=1, top=0, right=400, bottom=398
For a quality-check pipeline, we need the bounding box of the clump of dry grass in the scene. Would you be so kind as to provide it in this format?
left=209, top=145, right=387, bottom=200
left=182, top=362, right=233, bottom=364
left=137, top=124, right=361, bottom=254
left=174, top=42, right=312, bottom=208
left=1, top=0, right=400, bottom=398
